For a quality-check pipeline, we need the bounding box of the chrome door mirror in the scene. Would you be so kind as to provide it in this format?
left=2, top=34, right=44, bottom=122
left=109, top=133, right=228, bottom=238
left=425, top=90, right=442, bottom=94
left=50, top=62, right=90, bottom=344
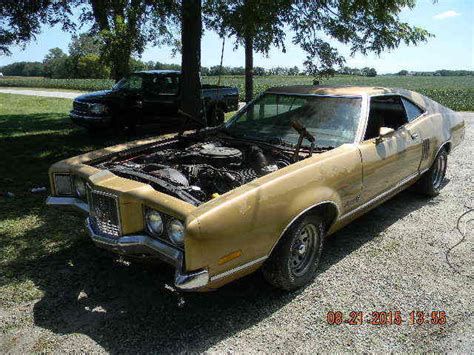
left=376, top=126, right=395, bottom=143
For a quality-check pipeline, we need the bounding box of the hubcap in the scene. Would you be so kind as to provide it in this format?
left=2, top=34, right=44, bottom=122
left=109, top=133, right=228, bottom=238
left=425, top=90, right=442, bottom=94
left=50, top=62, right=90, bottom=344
left=432, top=154, right=447, bottom=189
left=289, top=223, right=318, bottom=277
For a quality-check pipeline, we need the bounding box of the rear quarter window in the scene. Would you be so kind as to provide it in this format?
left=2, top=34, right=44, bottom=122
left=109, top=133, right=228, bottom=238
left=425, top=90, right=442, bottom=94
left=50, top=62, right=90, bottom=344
left=401, top=97, right=425, bottom=122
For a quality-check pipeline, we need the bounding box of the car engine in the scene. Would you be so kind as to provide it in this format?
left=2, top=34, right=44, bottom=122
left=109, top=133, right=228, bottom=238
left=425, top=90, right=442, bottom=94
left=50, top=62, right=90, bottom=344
left=94, top=138, right=293, bottom=205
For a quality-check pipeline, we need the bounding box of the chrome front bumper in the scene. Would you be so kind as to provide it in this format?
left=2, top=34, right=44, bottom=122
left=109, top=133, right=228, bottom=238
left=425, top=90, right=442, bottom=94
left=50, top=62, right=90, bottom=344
left=46, top=196, right=209, bottom=290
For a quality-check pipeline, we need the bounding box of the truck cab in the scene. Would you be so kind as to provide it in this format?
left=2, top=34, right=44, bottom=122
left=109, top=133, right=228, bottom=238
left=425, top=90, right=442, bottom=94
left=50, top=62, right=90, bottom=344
left=70, top=70, right=239, bottom=133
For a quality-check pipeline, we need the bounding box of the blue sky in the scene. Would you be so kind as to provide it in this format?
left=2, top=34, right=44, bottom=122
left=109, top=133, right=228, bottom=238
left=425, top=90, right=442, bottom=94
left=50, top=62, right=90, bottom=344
left=1, top=0, right=472, bottom=74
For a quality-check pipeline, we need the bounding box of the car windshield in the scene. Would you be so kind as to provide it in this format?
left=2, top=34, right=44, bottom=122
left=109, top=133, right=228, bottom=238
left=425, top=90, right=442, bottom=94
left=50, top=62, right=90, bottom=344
left=225, top=93, right=362, bottom=148
left=112, top=74, right=143, bottom=91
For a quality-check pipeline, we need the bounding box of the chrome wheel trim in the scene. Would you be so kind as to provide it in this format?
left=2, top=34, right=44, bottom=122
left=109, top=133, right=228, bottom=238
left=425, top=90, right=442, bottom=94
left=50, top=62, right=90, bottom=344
left=432, top=153, right=447, bottom=190
left=289, top=223, right=317, bottom=277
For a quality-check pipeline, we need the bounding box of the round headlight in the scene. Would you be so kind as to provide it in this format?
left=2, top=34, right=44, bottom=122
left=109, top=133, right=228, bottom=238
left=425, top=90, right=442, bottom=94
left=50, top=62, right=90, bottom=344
left=73, top=176, right=86, bottom=197
left=145, top=210, right=164, bottom=236
left=167, top=219, right=185, bottom=246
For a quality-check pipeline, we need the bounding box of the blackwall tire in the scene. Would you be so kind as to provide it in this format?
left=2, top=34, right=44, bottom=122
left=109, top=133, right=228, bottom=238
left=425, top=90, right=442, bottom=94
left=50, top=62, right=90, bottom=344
left=416, top=148, right=448, bottom=197
left=262, top=214, right=325, bottom=291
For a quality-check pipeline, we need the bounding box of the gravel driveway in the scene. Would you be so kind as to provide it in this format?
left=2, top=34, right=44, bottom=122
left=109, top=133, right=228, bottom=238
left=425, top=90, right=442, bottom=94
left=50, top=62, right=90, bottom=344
left=1, top=114, right=473, bottom=353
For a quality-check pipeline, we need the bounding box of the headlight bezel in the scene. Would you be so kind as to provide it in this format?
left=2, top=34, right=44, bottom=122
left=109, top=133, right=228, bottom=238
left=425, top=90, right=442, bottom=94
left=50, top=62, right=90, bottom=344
left=144, top=208, right=185, bottom=248
left=167, top=219, right=185, bottom=247
left=145, top=209, right=164, bottom=237
left=53, top=173, right=74, bottom=196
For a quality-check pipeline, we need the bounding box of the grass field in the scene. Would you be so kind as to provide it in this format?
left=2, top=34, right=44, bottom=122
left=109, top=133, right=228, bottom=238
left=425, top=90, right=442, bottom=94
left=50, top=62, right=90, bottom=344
left=0, top=94, right=123, bottom=306
left=1, top=74, right=473, bottom=111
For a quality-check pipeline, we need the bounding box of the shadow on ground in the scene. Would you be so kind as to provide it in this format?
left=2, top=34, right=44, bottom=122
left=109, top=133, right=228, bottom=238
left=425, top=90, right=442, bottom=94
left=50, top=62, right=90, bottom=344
left=2, top=190, right=439, bottom=352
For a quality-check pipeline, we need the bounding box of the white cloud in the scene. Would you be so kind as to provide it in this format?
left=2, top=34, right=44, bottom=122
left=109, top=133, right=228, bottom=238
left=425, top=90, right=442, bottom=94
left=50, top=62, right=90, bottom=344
left=433, top=10, right=461, bottom=20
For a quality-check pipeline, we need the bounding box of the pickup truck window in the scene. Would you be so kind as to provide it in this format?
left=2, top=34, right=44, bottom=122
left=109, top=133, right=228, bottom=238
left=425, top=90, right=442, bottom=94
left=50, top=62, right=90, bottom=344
left=146, top=75, right=180, bottom=96
left=112, top=74, right=143, bottom=91
left=227, top=94, right=362, bottom=148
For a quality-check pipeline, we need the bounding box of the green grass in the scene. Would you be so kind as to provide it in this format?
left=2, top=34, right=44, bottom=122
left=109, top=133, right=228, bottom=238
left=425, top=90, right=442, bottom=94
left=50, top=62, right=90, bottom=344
left=1, top=74, right=473, bottom=111
left=0, top=94, right=124, bottom=304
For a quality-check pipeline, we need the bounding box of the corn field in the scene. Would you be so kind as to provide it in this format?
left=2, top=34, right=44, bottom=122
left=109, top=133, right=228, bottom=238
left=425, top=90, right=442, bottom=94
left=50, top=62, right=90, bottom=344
left=1, top=75, right=473, bottom=111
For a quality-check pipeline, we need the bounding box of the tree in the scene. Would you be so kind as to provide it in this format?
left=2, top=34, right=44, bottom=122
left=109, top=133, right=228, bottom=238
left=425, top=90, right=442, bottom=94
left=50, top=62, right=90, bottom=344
left=398, top=69, right=409, bottom=76
left=82, top=0, right=179, bottom=81
left=205, top=1, right=430, bottom=100
left=0, top=62, right=44, bottom=76
left=367, top=68, right=377, bottom=77
left=0, top=0, right=74, bottom=55
left=76, top=54, right=110, bottom=79
left=204, top=0, right=292, bottom=102
left=180, top=0, right=202, bottom=121
left=43, top=48, right=71, bottom=78
left=1, top=1, right=178, bottom=81
left=289, top=1, right=431, bottom=77
left=69, top=33, right=101, bottom=59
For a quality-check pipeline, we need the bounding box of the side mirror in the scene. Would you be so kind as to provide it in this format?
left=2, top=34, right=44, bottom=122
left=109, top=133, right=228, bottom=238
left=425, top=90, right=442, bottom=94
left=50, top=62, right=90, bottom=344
left=379, top=126, right=394, bottom=137
left=375, top=127, right=395, bottom=143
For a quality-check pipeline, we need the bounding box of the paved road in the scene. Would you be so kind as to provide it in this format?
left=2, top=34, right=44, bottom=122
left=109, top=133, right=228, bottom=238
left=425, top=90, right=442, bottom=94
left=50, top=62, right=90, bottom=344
left=0, top=88, right=85, bottom=99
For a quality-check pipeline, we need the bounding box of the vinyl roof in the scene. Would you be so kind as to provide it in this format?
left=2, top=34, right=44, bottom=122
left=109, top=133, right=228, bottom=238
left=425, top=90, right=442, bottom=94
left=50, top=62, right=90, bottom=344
left=265, top=85, right=404, bottom=96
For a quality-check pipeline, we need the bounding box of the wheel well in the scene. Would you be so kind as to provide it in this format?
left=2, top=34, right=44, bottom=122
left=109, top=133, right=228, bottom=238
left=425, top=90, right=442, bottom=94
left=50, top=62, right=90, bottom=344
left=307, top=203, right=339, bottom=232
left=281, top=202, right=339, bottom=237
left=268, top=202, right=339, bottom=257
left=442, top=142, right=452, bottom=154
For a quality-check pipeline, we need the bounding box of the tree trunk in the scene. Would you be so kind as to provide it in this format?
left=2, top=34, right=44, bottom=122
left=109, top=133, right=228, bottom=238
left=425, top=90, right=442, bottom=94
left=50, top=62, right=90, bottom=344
left=244, top=34, right=253, bottom=103
left=180, top=0, right=202, bottom=122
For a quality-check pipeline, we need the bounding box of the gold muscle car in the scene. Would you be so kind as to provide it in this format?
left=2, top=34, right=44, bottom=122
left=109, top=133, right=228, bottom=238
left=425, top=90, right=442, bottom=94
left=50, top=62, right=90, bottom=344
left=46, top=86, right=465, bottom=291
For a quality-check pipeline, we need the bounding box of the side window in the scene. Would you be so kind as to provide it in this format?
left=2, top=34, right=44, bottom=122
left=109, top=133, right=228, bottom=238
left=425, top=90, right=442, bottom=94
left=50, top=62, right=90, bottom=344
left=364, top=95, right=408, bottom=140
left=401, top=97, right=424, bottom=122
left=147, top=75, right=179, bottom=97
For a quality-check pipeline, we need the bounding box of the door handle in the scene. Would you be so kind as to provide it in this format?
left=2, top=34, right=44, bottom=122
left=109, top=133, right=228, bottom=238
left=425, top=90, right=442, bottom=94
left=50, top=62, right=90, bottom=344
left=410, top=132, right=419, bottom=140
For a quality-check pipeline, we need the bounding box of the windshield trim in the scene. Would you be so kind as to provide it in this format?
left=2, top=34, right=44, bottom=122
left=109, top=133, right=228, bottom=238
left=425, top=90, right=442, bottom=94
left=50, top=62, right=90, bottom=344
left=225, top=92, right=366, bottom=145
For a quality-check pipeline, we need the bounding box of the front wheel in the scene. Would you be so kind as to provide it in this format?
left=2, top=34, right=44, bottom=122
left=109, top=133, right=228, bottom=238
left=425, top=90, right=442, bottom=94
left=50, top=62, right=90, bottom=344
left=416, top=148, right=448, bottom=196
left=262, top=215, right=325, bottom=290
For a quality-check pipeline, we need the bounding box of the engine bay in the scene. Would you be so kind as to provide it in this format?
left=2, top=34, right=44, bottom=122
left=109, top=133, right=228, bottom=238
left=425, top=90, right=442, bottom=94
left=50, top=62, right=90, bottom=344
left=93, top=136, right=295, bottom=205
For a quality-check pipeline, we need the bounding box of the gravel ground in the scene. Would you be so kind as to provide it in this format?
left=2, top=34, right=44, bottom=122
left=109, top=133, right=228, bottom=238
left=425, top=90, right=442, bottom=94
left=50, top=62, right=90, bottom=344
left=1, top=114, right=473, bottom=353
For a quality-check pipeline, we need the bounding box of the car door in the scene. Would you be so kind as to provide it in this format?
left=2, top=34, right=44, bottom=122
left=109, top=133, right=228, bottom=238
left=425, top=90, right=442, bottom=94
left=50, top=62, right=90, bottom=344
left=143, top=74, right=180, bottom=123
left=358, top=95, right=423, bottom=203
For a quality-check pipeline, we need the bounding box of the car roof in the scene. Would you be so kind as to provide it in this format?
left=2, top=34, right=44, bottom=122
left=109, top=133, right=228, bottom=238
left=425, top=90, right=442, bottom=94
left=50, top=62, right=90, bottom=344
left=134, top=70, right=180, bottom=75
left=264, top=85, right=440, bottom=112
left=265, top=85, right=413, bottom=96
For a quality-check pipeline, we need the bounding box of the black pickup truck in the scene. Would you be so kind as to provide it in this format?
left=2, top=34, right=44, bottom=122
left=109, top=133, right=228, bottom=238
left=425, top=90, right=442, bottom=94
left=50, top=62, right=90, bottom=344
left=70, top=70, right=239, bottom=133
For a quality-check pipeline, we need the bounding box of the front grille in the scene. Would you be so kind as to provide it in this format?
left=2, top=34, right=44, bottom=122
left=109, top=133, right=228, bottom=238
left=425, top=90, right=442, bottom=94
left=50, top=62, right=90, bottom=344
left=73, top=101, right=90, bottom=114
left=88, top=188, right=121, bottom=238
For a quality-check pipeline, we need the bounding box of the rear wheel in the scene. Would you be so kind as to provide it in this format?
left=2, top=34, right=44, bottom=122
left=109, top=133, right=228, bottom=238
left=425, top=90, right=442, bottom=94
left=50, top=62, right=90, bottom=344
left=262, top=215, right=325, bottom=290
left=416, top=148, right=448, bottom=196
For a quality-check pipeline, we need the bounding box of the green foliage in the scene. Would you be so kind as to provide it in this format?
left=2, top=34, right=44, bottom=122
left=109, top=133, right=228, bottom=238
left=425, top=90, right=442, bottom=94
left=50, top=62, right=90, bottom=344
left=42, top=48, right=72, bottom=79
left=68, top=33, right=101, bottom=58
left=76, top=55, right=110, bottom=79
left=0, top=61, right=45, bottom=76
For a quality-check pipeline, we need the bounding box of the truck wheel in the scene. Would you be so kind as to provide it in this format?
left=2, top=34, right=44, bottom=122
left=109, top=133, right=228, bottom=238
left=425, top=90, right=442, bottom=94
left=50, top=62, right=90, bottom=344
left=262, top=214, right=325, bottom=290
left=416, top=148, right=448, bottom=197
left=207, top=106, right=225, bottom=126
